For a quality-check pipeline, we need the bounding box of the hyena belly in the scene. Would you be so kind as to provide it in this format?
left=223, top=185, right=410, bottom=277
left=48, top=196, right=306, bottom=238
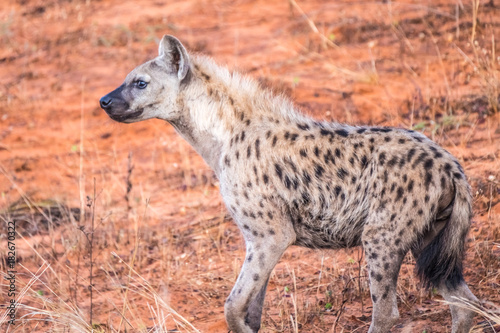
left=289, top=201, right=369, bottom=249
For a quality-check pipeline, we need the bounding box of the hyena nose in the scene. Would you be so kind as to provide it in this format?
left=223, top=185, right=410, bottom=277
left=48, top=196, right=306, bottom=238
left=99, top=96, right=113, bottom=109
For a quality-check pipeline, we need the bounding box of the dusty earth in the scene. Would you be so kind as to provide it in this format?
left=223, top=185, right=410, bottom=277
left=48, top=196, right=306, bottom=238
left=0, top=0, right=499, bottom=332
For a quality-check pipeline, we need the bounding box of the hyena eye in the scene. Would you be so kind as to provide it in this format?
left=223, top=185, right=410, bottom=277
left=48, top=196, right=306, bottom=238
left=135, top=80, right=148, bottom=89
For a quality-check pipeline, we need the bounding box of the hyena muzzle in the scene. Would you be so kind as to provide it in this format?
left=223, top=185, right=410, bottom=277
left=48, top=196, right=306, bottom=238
left=100, top=35, right=479, bottom=333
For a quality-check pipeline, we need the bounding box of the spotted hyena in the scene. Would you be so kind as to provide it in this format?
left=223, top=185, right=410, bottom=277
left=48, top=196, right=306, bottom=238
left=100, top=35, right=479, bottom=333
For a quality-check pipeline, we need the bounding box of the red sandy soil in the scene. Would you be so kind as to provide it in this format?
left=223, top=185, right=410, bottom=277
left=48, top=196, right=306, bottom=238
left=0, top=0, right=499, bottom=332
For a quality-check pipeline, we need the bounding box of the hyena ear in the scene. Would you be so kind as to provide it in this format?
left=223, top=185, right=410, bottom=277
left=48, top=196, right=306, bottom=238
left=158, top=35, right=190, bottom=81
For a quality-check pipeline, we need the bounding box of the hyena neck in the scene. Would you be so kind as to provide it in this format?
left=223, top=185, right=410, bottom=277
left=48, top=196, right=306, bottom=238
left=171, top=55, right=306, bottom=176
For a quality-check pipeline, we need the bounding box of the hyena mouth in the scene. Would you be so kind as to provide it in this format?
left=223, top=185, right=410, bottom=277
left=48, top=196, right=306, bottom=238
left=108, top=110, right=144, bottom=122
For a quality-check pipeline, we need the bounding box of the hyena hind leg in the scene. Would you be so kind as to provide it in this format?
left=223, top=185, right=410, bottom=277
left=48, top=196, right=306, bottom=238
left=363, top=226, right=408, bottom=333
left=439, top=281, right=478, bottom=333
left=411, top=242, right=478, bottom=333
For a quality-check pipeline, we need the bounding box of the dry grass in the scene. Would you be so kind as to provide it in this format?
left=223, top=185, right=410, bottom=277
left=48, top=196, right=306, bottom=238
left=0, top=0, right=499, bottom=332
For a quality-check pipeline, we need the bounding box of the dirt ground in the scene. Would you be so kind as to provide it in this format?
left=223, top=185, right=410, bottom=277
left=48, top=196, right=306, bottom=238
left=0, top=0, right=499, bottom=332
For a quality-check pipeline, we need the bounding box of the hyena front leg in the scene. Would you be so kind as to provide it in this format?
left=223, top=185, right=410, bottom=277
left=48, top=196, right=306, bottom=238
left=225, top=213, right=296, bottom=333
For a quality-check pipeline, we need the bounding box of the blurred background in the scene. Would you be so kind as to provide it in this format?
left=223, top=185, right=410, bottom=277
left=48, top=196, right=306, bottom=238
left=0, top=0, right=499, bottom=332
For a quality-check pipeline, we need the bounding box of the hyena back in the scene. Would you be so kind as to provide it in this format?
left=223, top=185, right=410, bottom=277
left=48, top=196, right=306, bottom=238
left=100, top=35, right=478, bottom=333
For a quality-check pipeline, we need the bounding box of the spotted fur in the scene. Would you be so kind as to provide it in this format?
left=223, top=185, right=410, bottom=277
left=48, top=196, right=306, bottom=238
left=100, top=35, right=478, bottom=333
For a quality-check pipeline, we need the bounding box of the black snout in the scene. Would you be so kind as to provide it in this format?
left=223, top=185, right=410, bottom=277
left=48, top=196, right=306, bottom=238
left=99, top=85, right=140, bottom=122
left=100, top=95, right=113, bottom=109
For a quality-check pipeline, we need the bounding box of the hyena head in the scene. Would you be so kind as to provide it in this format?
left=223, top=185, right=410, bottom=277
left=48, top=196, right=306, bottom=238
left=99, top=35, right=190, bottom=123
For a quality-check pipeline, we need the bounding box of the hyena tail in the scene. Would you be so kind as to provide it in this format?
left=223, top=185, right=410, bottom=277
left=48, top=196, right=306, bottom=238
left=415, top=178, right=472, bottom=289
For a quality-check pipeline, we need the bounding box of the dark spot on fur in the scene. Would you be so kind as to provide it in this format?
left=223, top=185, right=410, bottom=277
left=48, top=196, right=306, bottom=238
left=382, top=285, right=390, bottom=299
left=284, top=176, right=291, bottom=189
left=272, top=135, right=278, bottom=147
left=357, top=128, right=367, bottom=134
left=384, top=136, right=392, bottom=142
left=407, top=180, right=414, bottom=192
left=201, top=72, right=211, bottom=81
left=424, top=158, right=434, bottom=170
left=379, top=152, right=386, bottom=165
left=361, top=155, right=368, bottom=169
left=275, top=164, right=283, bottom=179
left=372, top=127, right=392, bottom=133
left=334, top=185, right=342, bottom=197
left=315, top=164, right=325, bottom=178
left=399, top=157, right=406, bottom=168
left=302, top=192, right=311, bottom=204
left=335, top=129, right=349, bottom=137
left=263, top=174, right=269, bottom=184
left=302, top=171, right=312, bottom=184
left=413, top=151, right=430, bottom=168
left=255, top=139, right=260, bottom=159
left=425, top=172, right=433, bottom=188
left=407, top=148, right=416, bottom=162
left=300, top=149, right=307, bottom=157
left=320, top=128, right=334, bottom=137
left=396, top=187, right=404, bottom=201
left=388, top=156, right=398, bottom=167
left=337, top=168, right=348, bottom=180
left=324, top=149, right=335, bottom=164
left=297, top=123, right=310, bottom=130
left=253, top=274, right=259, bottom=281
